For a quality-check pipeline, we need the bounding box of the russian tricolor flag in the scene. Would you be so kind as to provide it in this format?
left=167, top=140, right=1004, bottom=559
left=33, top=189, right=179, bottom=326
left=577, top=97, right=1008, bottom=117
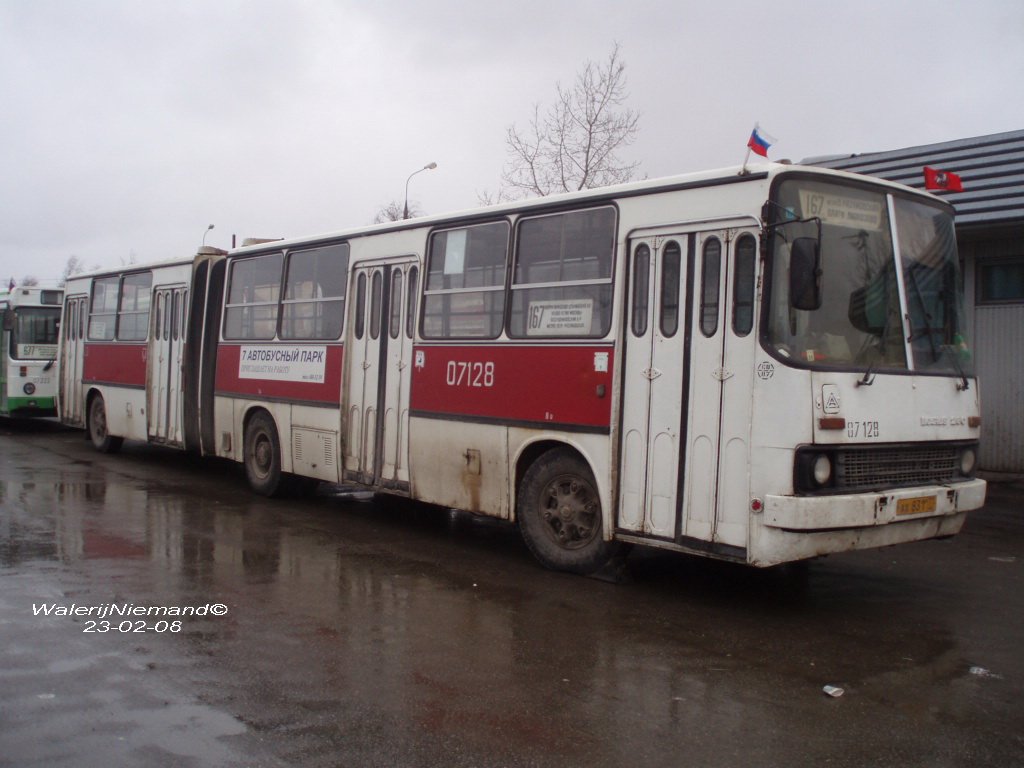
left=747, top=124, right=775, bottom=157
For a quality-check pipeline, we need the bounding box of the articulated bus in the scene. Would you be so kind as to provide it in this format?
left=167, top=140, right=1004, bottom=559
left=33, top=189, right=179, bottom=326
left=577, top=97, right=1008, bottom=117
left=58, top=163, right=986, bottom=574
left=1, top=286, right=63, bottom=417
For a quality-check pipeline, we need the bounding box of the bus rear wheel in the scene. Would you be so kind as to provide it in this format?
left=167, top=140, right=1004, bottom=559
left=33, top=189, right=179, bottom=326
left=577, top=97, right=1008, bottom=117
left=88, top=395, right=123, bottom=454
left=244, top=411, right=289, bottom=497
left=517, top=448, right=622, bottom=575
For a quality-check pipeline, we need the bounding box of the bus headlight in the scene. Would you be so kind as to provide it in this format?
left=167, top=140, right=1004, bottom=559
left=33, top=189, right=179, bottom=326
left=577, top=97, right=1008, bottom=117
left=23, top=382, right=35, bottom=395
left=795, top=448, right=836, bottom=493
left=813, top=454, right=833, bottom=486
left=959, top=447, right=977, bottom=476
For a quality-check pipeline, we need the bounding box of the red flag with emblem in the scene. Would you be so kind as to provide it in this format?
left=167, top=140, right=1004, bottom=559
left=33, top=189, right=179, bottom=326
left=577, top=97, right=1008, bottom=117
left=923, top=167, right=964, bottom=192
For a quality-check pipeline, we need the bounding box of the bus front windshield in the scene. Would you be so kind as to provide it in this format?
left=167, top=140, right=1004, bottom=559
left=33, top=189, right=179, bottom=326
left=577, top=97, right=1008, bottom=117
left=765, top=178, right=973, bottom=377
left=11, top=307, right=60, bottom=359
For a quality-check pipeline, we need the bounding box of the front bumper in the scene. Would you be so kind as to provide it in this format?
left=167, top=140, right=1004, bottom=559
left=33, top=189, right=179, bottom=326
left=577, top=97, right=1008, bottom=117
left=763, top=478, right=987, bottom=531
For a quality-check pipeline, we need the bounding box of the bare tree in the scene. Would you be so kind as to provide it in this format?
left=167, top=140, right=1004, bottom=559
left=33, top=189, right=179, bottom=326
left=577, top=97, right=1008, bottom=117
left=58, top=255, right=85, bottom=288
left=475, top=187, right=517, bottom=207
left=500, top=42, right=641, bottom=199
left=20, top=275, right=40, bottom=286
left=373, top=200, right=423, bottom=224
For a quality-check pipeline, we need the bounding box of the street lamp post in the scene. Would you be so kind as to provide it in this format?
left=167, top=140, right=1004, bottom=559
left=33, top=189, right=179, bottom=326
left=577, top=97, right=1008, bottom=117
left=404, top=162, right=437, bottom=220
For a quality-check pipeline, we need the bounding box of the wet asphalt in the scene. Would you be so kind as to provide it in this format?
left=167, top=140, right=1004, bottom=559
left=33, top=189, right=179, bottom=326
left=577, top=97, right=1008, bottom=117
left=0, top=419, right=1022, bottom=768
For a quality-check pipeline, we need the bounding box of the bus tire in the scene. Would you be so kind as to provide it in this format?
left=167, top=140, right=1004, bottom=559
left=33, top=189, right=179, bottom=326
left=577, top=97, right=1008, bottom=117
left=244, top=412, right=288, bottom=497
left=88, top=395, right=123, bottom=454
left=517, top=448, right=621, bottom=575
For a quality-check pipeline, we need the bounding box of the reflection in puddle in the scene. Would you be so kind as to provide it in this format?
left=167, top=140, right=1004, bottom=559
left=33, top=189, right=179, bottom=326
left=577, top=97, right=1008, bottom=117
left=1, top=433, right=996, bottom=766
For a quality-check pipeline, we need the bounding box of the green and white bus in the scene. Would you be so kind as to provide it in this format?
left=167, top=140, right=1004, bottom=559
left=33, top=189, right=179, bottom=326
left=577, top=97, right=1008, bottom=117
left=1, top=286, right=63, bottom=417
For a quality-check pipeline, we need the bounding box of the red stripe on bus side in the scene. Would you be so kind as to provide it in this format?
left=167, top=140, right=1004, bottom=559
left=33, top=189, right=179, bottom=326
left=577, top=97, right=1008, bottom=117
left=215, top=344, right=344, bottom=404
left=83, top=343, right=147, bottom=387
left=410, top=344, right=615, bottom=428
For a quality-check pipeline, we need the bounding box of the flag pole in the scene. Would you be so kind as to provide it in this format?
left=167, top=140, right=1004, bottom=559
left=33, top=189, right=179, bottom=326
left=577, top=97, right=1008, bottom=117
left=740, top=144, right=753, bottom=175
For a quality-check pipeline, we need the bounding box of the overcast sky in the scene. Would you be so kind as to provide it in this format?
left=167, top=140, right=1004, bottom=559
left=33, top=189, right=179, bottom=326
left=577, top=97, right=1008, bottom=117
left=1, top=0, right=1021, bottom=284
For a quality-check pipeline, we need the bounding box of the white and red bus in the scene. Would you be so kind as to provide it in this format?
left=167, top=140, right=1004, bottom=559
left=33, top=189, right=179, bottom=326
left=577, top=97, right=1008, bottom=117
left=1, top=286, right=63, bottom=417
left=58, top=163, right=987, bottom=574
left=59, top=251, right=224, bottom=450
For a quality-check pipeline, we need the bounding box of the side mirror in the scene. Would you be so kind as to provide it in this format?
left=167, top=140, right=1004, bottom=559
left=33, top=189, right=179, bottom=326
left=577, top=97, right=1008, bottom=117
left=2, top=309, right=14, bottom=332
left=790, top=237, right=822, bottom=311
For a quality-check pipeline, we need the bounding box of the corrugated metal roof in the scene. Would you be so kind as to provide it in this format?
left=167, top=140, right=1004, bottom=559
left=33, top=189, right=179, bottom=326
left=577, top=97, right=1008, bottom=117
left=804, top=130, right=1024, bottom=230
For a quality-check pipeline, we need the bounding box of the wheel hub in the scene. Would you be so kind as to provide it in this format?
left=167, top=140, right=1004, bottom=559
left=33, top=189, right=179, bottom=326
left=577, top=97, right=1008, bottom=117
left=540, top=474, right=599, bottom=550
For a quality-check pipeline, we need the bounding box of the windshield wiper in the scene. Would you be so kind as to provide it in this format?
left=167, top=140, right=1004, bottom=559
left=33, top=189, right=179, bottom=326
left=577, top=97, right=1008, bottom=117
left=946, top=344, right=970, bottom=391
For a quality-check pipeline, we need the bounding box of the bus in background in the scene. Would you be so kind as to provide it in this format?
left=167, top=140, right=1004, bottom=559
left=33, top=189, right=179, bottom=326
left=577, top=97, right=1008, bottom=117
left=1, top=286, right=63, bottom=417
left=58, top=163, right=986, bottom=575
left=58, top=250, right=225, bottom=449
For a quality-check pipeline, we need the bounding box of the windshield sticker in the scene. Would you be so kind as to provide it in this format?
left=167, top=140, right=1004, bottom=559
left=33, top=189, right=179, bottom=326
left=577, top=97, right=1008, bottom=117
left=799, top=191, right=884, bottom=231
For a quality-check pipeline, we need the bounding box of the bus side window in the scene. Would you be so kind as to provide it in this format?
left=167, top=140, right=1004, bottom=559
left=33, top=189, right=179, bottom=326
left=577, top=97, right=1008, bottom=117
left=732, top=234, right=757, bottom=336
left=369, top=271, right=383, bottom=340
left=631, top=243, right=650, bottom=337
left=280, top=243, right=349, bottom=341
left=155, top=293, right=164, bottom=341
left=89, top=277, right=119, bottom=340
left=117, top=272, right=153, bottom=341
left=170, top=291, right=179, bottom=341
left=389, top=269, right=403, bottom=340
left=510, top=206, right=616, bottom=338
left=700, top=237, right=722, bottom=337
left=660, top=240, right=682, bottom=337
left=223, top=253, right=283, bottom=341
left=406, top=265, right=418, bottom=339
left=423, top=221, right=509, bottom=339
left=354, top=272, right=367, bottom=340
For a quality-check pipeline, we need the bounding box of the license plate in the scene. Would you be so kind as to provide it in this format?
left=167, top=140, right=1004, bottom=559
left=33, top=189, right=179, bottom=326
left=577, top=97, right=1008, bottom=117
left=897, top=495, right=937, bottom=516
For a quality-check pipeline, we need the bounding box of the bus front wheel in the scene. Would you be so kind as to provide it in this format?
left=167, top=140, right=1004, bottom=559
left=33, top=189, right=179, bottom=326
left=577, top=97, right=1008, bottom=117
left=244, top=412, right=287, bottom=497
left=88, top=395, right=123, bottom=454
left=517, top=448, right=622, bottom=575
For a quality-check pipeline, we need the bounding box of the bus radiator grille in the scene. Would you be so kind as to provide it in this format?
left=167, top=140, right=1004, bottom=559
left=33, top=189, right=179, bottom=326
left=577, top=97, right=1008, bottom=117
left=836, top=447, right=960, bottom=490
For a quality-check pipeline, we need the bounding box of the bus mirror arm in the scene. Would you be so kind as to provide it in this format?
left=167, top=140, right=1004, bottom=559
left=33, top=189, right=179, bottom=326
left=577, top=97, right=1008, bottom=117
left=2, top=309, right=13, bottom=332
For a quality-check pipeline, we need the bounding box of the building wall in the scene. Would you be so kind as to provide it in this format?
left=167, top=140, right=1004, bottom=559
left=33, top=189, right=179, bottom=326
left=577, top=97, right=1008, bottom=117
left=961, top=235, right=1024, bottom=473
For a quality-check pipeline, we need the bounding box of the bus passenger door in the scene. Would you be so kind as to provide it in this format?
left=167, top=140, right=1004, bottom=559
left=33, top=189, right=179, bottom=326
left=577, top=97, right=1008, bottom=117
left=166, top=287, right=188, bottom=445
left=683, top=227, right=760, bottom=549
left=619, top=235, right=688, bottom=539
left=345, top=258, right=417, bottom=491
left=59, top=295, right=87, bottom=427
left=380, top=260, right=417, bottom=489
left=147, top=286, right=187, bottom=445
